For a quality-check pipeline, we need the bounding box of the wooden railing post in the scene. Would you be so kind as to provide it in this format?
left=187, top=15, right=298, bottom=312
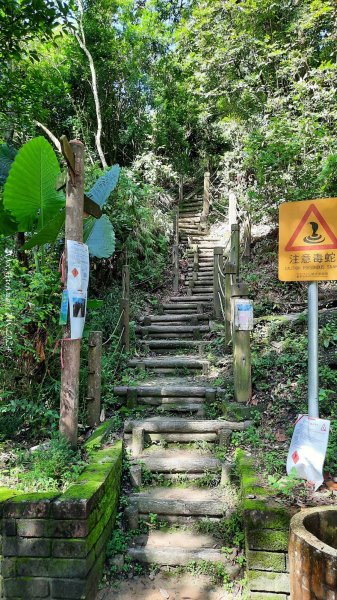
left=179, top=175, right=183, bottom=204
left=224, top=261, right=236, bottom=348
left=203, top=171, right=210, bottom=219
left=228, top=192, right=237, bottom=227
left=243, top=212, right=251, bottom=262
left=193, top=245, right=199, bottom=269
left=87, top=331, right=103, bottom=427
left=230, top=223, right=240, bottom=277
left=231, top=282, right=252, bottom=403
left=121, top=264, right=130, bottom=352
left=59, top=140, right=85, bottom=448
left=200, top=171, right=210, bottom=230
left=173, top=208, right=179, bottom=292
left=213, top=247, right=224, bottom=319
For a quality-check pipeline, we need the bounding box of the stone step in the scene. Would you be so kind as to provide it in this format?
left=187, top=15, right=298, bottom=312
left=124, top=417, right=250, bottom=434
left=132, top=449, right=221, bottom=473
left=128, top=531, right=240, bottom=572
left=129, top=487, right=228, bottom=517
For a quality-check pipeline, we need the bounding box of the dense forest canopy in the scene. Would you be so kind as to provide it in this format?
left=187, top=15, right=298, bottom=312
left=1, top=0, right=336, bottom=218
left=0, top=0, right=336, bottom=443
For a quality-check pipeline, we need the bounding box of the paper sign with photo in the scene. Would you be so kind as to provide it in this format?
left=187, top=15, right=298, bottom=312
left=65, top=241, right=89, bottom=339
left=69, top=291, right=87, bottom=339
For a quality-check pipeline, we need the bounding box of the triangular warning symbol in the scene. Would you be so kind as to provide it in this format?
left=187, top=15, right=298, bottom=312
left=285, top=203, right=337, bottom=251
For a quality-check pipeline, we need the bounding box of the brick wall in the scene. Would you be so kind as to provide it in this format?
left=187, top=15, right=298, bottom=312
left=0, top=422, right=122, bottom=600
left=237, top=450, right=297, bottom=600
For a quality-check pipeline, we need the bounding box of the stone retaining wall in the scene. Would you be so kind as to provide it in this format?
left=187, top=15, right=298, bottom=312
left=0, top=421, right=122, bottom=600
left=236, top=450, right=296, bottom=600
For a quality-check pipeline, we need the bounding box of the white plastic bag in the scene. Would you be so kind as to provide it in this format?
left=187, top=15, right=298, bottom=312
left=287, top=414, right=330, bottom=490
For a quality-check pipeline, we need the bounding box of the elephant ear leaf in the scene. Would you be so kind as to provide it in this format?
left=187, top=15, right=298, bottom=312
left=86, top=164, right=120, bottom=208
left=84, top=215, right=115, bottom=258
left=23, top=210, right=65, bottom=250
left=3, top=136, right=65, bottom=232
left=0, top=199, right=18, bottom=235
left=0, top=144, right=17, bottom=186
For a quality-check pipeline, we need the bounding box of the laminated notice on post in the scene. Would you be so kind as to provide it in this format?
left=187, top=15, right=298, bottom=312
left=66, top=241, right=89, bottom=339
left=286, top=414, right=330, bottom=490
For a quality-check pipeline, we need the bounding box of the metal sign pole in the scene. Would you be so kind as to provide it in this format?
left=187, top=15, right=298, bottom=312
left=308, top=281, right=319, bottom=418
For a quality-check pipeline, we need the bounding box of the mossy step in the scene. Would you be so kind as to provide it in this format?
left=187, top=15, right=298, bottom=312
left=132, top=449, right=221, bottom=473
left=129, top=486, right=228, bottom=516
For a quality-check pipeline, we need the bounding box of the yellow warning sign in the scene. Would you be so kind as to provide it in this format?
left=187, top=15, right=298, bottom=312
left=279, top=198, right=337, bottom=281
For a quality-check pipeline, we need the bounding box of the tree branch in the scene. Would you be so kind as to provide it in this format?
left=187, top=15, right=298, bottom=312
left=74, top=6, right=107, bottom=168
left=34, top=121, right=61, bottom=153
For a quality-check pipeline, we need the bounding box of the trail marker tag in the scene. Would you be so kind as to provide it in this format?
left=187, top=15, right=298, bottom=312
left=279, top=198, right=337, bottom=281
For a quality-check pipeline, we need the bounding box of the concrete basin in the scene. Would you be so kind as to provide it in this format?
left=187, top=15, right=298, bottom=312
left=289, top=506, right=337, bottom=599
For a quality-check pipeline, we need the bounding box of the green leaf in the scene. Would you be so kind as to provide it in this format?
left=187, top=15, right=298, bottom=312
left=0, top=199, right=18, bottom=235
left=0, top=144, right=17, bottom=186
left=22, top=210, right=65, bottom=249
left=3, top=136, right=65, bottom=232
left=84, top=215, right=116, bottom=258
left=86, top=165, right=120, bottom=208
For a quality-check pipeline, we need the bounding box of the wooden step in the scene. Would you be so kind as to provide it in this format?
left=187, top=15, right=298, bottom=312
left=139, top=314, right=209, bottom=324
left=137, top=325, right=210, bottom=334
left=123, top=396, right=205, bottom=408
left=132, top=450, right=221, bottom=473
left=169, top=295, right=212, bottom=302
left=187, top=279, right=213, bottom=284
left=129, top=487, right=228, bottom=517
left=128, top=357, right=209, bottom=371
left=139, top=339, right=207, bottom=349
left=190, top=287, right=213, bottom=294
left=161, top=303, right=203, bottom=310
left=114, top=385, right=213, bottom=398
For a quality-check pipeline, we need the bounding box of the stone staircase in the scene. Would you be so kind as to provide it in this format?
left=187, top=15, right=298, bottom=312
left=113, top=191, right=248, bottom=580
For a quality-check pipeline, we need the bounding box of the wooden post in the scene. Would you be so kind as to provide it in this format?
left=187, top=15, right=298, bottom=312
left=173, top=208, right=179, bottom=292
left=231, top=282, right=252, bottom=403
left=202, top=171, right=210, bottom=220
left=224, top=262, right=236, bottom=348
left=228, top=192, right=237, bottom=227
left=193, top=245, right=199, bottom=273
left=121, top=264, right=130, bottom=352
left=243, top=212, right=251, bottom=262
left=230, top=223, right=240, bottom=277
left=59, top=140, right=85, bottom=448
left=87, top=331, right=103, bottom=428
left=213, top=247, right=224, bottom=320
left=179, top=175, right=183, bottom=204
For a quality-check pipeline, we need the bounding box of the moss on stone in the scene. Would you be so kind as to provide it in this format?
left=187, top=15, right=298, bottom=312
left=247, top=550, right=286, bottom=572
left=7, top=491, right=59, bottom=504
left=84, top=420, right=117, bottom=454
left=247, top=528, right=289, bottom=552
left=222, top=401, right=259, bottom=421
left=60, top=441, right=122, bottom=502
left=0, top=488, right=17, bottom=503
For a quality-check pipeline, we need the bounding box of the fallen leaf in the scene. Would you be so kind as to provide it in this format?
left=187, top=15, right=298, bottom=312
left=275, top=430, right=287, bottom=442
left=325, top=480, right=337, bottom=491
